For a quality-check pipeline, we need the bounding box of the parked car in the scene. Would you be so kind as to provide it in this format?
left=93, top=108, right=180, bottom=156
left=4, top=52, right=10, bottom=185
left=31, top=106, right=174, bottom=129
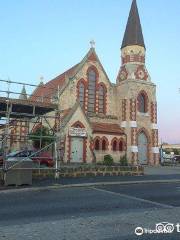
left=174, top=155, right=180, bottom=164
left=0, top=152, right=3, bottom=166
left=0, top=150, right=54, bottom=168
left=31, top=151, right=54, bottom=167
left=6, top=150, right=32, bottom=161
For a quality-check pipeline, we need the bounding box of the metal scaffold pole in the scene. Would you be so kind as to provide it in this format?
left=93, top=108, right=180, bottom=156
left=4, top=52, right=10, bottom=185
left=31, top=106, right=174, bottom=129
left=0, top=77, right=60, bottom=182
left=55, top=85, right=61, bottom=180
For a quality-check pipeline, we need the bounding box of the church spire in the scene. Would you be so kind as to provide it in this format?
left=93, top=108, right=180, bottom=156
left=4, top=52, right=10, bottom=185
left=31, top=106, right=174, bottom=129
left=19, top=85, right=27, bottom=100
left=121, top=0, right=145, bottom=49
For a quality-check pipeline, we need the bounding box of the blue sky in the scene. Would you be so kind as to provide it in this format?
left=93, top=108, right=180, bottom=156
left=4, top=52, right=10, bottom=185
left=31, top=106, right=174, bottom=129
left=0, top=0, right=179, bottom=143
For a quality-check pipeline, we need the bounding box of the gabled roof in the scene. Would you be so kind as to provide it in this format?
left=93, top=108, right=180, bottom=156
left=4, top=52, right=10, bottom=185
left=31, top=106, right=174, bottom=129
left=81, top=47, right=112, bottom=86
left=121, top=0, right=145, bottom=49
left=31, top=46, right=112, bottom=103
left=91, top=122, right=125, bottom=135
left=31, top=63, right=80, bottom=102
left=61, top=101, right=91, bottom=129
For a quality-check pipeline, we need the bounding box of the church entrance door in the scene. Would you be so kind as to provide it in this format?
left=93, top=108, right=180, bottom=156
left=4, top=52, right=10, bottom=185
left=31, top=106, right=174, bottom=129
left=71, top=137, right=83, bottom=162
left=138, top=132, right=148, bottom=164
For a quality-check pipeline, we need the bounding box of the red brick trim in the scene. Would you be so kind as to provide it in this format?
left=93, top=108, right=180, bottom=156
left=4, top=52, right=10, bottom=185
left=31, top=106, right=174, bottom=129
left=151, top=102, right=157, bottom=123
left=131, top=128, right=137, bottom=146
left=88, top=52, right=97, bottom=62
left=122, top=54, right=145, bottom=64
left=151, top=129, right=158, bottom=147
left=83, top=138, right=87, bottom=163
left=154, top=102, right=157, bottom=124
left=67, top=135, right=71, bottom=163
left=87, top=65, right=99, bottom=79
left=117, top=66, right=128, bottom=82
left=122, top=99, right=127, bottom=121
left=71, top=121, right=85, bottom=128
left=130, top=99, right=137, bottom=121
left=135, top=65, right=148, bottom=80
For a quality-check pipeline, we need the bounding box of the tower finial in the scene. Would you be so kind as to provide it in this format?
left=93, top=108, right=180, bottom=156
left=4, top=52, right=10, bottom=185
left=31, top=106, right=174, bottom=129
left=121, top=0, right=145, bottom=49
left=40, top=75, right=44, bottom=83
left=90, top=40, right=95, bottom=49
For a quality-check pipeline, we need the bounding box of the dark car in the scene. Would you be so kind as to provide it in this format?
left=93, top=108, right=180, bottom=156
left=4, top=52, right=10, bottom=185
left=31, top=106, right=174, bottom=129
left=174, top=155, right=180, bottom=163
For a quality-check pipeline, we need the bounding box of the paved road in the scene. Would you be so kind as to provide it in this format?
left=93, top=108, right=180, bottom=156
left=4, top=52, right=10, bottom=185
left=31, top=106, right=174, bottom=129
left=0, top=182, right=180, bottom=239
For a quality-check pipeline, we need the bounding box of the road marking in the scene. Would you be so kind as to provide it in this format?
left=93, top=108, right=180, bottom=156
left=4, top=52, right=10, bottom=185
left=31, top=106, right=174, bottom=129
left=92, top=187, right=174, bottom=209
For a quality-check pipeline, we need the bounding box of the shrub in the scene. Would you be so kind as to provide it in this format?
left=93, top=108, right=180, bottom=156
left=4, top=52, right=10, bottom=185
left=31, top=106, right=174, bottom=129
left=120, top=155, right=128, bottom=166
left=103, top=155, right=114, bottom=166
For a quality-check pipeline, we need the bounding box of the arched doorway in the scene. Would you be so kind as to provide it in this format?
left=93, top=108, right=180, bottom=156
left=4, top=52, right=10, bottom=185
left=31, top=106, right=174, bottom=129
left=138, top=131, right=148, bottom=164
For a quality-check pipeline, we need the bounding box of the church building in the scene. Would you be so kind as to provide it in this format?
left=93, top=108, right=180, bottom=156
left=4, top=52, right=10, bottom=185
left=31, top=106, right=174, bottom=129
left=28, top=0, right=159, bottom=165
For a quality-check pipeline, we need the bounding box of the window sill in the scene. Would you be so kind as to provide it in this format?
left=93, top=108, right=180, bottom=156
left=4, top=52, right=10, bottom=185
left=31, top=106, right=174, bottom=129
left=137, top=112, right=149, bottom=117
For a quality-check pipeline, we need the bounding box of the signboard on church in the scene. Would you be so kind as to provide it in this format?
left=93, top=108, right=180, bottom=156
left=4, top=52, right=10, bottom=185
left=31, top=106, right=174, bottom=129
left=69, top=127, right=87, bottom=137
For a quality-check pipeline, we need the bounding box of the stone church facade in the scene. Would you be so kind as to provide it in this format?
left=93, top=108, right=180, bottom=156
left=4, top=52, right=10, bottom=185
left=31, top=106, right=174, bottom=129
left=6, top=0, right=159, bottom=165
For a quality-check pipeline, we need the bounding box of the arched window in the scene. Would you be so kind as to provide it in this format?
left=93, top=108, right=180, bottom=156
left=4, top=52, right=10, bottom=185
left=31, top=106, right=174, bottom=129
left=119, top=140, right=123, bottom=152
left=112, top=140, right=117, bottom=151
left=78, top=82, right=85, bottom=108
left=137, top=92, right=147, bottom=113
left=94, top=139, right=100, bottom=150
left=88, top=69, right=96, bottom=113
left=102, top=139, right=107, bottom=151
left=98, top=85, right=106, bottom=114
left=72, top=121, right=84, bottom=129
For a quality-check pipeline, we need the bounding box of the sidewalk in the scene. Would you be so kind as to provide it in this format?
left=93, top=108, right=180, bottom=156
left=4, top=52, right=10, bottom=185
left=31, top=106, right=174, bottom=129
left=144, top=165, right=180, bottom=175
left=1, top=166, right=180, bottom=192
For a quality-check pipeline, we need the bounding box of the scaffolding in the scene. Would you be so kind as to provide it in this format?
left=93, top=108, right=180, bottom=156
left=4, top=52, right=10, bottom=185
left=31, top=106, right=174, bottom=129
left=0, top=78, right=62, bottom=181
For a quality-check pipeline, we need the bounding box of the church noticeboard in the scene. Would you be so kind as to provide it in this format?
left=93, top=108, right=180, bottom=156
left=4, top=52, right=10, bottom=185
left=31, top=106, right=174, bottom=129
left=69, top=128, right=87, bottom=137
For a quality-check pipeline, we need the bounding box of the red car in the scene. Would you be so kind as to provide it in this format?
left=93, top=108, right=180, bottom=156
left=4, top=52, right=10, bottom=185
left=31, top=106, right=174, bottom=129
left=0, top=154, right=3, bottom=166
left=31, top=151, right=54, bottom=167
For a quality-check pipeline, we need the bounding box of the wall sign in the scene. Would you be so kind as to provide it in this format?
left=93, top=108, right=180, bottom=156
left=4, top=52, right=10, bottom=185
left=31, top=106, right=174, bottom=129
left=69, top=127, right=87, bottom=137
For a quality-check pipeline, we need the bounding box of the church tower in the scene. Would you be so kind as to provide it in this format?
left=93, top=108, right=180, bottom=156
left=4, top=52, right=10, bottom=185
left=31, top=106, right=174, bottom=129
left=117, top=0, right=159, bottom=165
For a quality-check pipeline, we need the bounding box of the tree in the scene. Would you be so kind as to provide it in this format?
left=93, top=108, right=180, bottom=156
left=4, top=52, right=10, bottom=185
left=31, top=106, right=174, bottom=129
left=29, top=126, right=54, bottom=149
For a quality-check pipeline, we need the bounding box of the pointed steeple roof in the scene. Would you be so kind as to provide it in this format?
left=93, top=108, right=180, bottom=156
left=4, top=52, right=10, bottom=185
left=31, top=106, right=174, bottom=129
left=121, top=0, right=145, bottom=49
left=19, top=85, right=27, bottom=100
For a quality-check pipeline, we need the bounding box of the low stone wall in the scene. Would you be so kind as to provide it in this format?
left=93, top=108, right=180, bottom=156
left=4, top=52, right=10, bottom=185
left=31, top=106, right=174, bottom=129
left=33, top=165, right=144, bottom=178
